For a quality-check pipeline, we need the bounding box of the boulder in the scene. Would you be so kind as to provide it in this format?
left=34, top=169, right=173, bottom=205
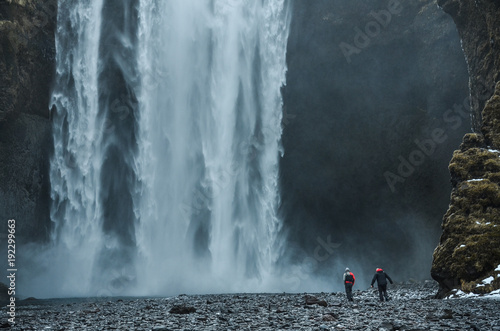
left=0, top=283, right=9, bottom=301
left=304, top=295, right=328, bottom=307
left=169, top=305, right=196, bottom=314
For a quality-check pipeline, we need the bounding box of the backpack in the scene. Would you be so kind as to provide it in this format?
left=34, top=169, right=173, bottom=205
left=345, top=272, right=354, bottom=282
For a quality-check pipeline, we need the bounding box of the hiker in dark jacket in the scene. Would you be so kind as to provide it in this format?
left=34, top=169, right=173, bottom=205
left=370, top=268, right=393, bottom=301
left=343, top=267, right=356, bottom=301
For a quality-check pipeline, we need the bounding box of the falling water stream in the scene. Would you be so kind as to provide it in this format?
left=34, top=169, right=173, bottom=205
left=41, top=0, right=290, bottom=297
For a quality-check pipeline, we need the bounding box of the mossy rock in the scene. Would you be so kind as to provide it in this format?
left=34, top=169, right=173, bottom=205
left=482, top=81, right=500, bottom=148
left=449, top=230, right=500, bottom=280
left=432, top=220, right=500, bottom=295
left=435, top=107, right=500, bottom=296
left=447, top=180, right=500, bottom=215
left=432, top=170, right=500, bottom=296
left=433, top=0, right=500, bottom=298
left=461, top=269, right=500, bottom=294
left=449, top=148, right=500, bottom=185
left=459, top=133, right=485, bottom=151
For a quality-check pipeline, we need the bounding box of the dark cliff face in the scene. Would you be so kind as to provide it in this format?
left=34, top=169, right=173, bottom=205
left=431, top=0, right=500, bottom=297
left=0, top=0, right=56, bottom=240
left=281, top=0, right=470, bottom=284
left=438, top=0, right=500, bottom=131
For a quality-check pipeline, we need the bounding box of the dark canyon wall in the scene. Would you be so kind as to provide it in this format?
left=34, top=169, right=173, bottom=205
left=431, top=0, right=500, bottom=297
left=0, top=0, right=56, bottom=240
left=281, top=0, right=470, bottom=287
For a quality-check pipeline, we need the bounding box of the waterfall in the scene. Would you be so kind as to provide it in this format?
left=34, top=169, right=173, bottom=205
left=40, top=0, right=290, bottom=297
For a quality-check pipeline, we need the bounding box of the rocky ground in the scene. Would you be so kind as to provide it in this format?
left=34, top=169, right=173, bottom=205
left=3, top=282, right=500, bottom=330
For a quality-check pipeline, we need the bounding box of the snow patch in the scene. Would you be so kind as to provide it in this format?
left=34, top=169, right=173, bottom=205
left=482, top=276, right=494, bottom=285
left=495, top=264, right=500, bottom=272
left=453, top=290, right=476, bottom=298
left=473, top=221, right=492, bottom=226
left=467, top=178, right=484, bottom=182
left=446, top=287, right=500, bottom=300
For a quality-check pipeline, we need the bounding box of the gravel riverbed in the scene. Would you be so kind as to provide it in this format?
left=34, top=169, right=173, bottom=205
left=4, top=282, right=500, bottom=330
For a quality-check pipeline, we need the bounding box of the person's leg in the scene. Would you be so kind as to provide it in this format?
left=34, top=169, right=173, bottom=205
left=345, top=284, right=352, bottom=301
left=377, top=285, right=384, bottom=301
left=382, top=284, right=389, bottom=300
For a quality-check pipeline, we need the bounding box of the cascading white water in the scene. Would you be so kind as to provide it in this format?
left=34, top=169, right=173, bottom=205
left=46, top=0, right=106, bottom=296
left=134, top=0, right=290, bottom=295
left=31, top=0, right=290, bottom=298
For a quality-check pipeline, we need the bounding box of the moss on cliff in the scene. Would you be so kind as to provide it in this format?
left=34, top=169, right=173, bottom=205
left=461, top=270, right=500, bottom=294
left=432, top=0, right=500, bottom=295
left=449, top=148, right=500, bottom=184
left=433, top=177, right=500, bottom=289
left=432, top=70, right=500, bottom=298
left=482, top=82, right=500, bottom=148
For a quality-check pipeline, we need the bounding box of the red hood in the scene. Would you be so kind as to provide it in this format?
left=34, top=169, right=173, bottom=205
left=376, top=268, right=383, bottom=272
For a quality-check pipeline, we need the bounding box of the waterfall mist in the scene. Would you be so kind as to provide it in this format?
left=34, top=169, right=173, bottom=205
left=22, top=0, right=291, bottom=298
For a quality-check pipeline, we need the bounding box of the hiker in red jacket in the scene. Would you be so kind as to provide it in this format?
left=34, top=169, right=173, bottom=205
left=343, top=267, right=355, bottom=301
left=371, top=267, right=394, bottom=301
